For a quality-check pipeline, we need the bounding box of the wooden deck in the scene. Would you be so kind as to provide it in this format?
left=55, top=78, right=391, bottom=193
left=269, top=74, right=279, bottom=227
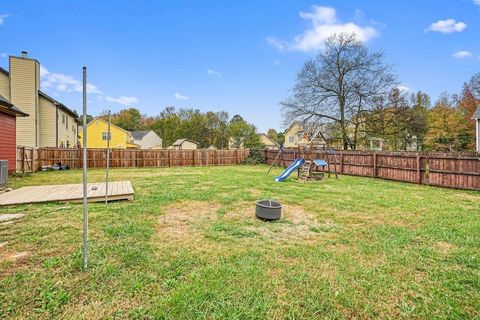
left=0, top=181, right=134, bottom=206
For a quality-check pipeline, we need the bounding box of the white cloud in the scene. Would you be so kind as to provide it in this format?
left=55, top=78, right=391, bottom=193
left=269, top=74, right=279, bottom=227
left=105, top=96, right=139, bottom=106
left=266, top=5, right=378, bottom=52
left=474, top=0, right=480, bottom=6
left=174, top=92, right=189, bottom=100
left=426, top=19, right=467, bottom=33
left=453, top=51, right=472, bottom=58
left=0, top=14, right=9, bottom=25
left=207, top=69, right=221, bottom=77
left=274, top=60, right=281, bottom=65
left=0, top=52, right=7, bottom=58
left=397, top=85, right=411, bottom=93
left=40, top=65, right=103, bottom=95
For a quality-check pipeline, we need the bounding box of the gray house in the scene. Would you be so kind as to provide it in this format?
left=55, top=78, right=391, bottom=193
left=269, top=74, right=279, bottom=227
left=472, top=107, right=480, bottom=153
left=131, top=130, right=162, bottom=149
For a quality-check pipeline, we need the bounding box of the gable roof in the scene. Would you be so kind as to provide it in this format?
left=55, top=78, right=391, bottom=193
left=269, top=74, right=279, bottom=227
left=259, top=133, right=279, bottom=146
left=0, top=94, right=29, bottom=117
left=82, top=117, right=130, bottom=135
left=172, top=138, right=199, bottom=146
left=284, top=121, right=305, bottom=135
left=472, top=107, right=480, bottom=120
left=131, top=130, right=159, bottom=140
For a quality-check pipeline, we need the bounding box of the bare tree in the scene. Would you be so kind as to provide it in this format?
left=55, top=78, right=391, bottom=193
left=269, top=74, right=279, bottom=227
left=281, top=33, right=397, bottom=150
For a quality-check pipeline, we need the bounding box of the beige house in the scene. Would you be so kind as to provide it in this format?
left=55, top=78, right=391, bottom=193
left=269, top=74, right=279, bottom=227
left=0, top=52, right=80, bottom=148
left=259, top=133, right=279, bottom=149
left=169, top=139, right=199, bottom=150
left=131, top=130, right=163, bottom=149
left=283, top=122, right=310, bottom=148
left=283, top=122, right=328, bottom=149
left=228, top=137, right=244, bottom=149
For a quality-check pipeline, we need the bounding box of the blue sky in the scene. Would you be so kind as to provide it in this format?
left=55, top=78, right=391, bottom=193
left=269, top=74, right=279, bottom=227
left=1, top=0, right=479, bottom=132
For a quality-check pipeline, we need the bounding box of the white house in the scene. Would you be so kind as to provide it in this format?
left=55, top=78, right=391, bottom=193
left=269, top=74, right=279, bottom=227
left=472, top=107, right=480, bottom=153
left=131, top=130, right=162, bottom=149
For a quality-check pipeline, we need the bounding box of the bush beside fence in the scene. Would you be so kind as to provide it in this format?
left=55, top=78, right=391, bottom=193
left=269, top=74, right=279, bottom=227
left=16, top=147, right=250, bottom=172
left=262, top=149, right=480, bottom=190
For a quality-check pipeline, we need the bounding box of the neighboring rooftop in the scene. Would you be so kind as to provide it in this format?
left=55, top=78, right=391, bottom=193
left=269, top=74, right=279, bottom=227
left=472, top=107, right=480, bottom=120
left=172, top=138, right=199, bottom=146
left=131, top=130, right=151, bottom=140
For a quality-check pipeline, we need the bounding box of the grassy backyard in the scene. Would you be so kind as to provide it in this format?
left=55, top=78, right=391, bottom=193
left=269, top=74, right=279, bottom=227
left=0, top=165, right=479, bottom=319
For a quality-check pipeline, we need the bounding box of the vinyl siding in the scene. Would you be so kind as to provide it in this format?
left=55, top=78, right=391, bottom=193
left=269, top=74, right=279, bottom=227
left=57, top=110, right=78, bottom=148
left=259, top=134, right=278, bottom=149
left=79, top=118, right=130, bottom=148
left=284, top=123, right=300, bottom=148
left=0, top=112, right=17, bottom=172
left=10, top=57, right=39, bottom=147
left=133, top=131, right=162, bottom=149
left=179, top=141, right=198, bottom=150
left=39, top=95, right=57, bottom=147
left=0, top=71, right=10, bottom=100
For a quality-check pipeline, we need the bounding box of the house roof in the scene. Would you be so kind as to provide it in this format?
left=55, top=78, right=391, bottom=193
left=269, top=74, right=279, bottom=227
left=472, top=107, right=480, bottom=120
left=0, top=94, right=29, bottom=117
left=131, top=130, right=150, bottom=140
left=172, top=138, right=199, bottom=146
left=207, top=145, right=217, bottom=149
left=81, top=117, right=131, bottom=135
left=38, top=91, right=80, bottom=122
left=0, top=66, right=8, bottom=75
left=259, top=133, right=280, bottom=146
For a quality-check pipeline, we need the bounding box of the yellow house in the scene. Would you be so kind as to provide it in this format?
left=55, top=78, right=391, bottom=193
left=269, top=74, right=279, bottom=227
left=79, top=117, right=139, bottom=149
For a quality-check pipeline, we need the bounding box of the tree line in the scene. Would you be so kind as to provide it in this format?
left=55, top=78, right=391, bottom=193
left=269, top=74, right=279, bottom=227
left=97, top=107, right=261, bottom=149
left=281, top=33, right=479, bottom=152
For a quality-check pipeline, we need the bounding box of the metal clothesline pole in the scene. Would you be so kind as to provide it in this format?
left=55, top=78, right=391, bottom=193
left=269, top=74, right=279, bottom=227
left=105, top=110, right=111, bottom=205
left=82, top=66, right=88, bottom=269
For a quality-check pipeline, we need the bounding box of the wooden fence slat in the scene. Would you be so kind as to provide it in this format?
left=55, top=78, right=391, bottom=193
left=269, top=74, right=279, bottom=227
left=262, top=149, right=480, bottom=191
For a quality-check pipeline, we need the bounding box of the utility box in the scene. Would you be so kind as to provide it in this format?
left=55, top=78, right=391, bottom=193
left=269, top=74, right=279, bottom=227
left=0, top=160, right=8, bottom=186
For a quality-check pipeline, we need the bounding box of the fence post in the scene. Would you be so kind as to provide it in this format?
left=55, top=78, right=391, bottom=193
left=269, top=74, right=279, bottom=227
left=168, top=149, right=171, bottom=167
left=372, top=153, right=377, bottom=178
left=417, top=155, right=422, bottom=184
left=192, top=150, right=195, bottom=166
left=340, top=152, right=344, bottom=174
left=22, top=146, right=26, bottom=172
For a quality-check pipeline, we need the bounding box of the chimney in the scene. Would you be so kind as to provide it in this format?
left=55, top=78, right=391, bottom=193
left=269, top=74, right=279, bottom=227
left=21, top=51, right=28, bottom=58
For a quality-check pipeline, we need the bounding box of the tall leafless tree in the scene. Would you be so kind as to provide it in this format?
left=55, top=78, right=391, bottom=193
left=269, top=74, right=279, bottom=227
left=281, top=33, right=397, bottom=150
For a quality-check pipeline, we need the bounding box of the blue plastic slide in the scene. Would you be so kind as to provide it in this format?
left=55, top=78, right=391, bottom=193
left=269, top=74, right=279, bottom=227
left=275, top=158, right=305, bottom=182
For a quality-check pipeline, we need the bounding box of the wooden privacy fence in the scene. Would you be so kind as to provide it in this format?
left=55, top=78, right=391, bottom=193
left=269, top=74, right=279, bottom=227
left=263, top=149, right=480, bottom=190
left=16, top=147, right=250, bottom=172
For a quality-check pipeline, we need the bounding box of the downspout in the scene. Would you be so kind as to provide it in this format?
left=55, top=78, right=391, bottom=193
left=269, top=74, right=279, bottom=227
left=56, top=105, right=59, bottom=148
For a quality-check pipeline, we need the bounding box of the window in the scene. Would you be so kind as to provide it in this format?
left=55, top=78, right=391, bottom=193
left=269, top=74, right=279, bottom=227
left=288, top=136, right=295, bottom=144
left=102, top=132, right=111, bottom=140
left=66, top=116, right=68, bottom=129
left=62, top=114, right=65, bottom=124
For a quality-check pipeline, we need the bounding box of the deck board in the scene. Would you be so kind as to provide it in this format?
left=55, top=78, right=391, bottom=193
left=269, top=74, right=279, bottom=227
left=0, top=181, right=134, bottom=206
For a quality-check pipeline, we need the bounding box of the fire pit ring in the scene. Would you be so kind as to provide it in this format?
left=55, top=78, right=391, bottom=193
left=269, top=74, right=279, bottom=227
left=255, top=199, right=282, bottom=220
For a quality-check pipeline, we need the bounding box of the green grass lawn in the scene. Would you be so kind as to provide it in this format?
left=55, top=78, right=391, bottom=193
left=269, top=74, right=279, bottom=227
left=0, top=165, right=479, bottom=319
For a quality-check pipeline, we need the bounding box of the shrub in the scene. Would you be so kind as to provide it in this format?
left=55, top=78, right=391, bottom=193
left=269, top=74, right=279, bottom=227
left=242, top=148, right=265, bottom=165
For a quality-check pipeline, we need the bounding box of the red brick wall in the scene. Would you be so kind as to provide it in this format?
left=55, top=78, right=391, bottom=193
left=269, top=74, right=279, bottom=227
left=0, top=112, right=17, bottom=172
